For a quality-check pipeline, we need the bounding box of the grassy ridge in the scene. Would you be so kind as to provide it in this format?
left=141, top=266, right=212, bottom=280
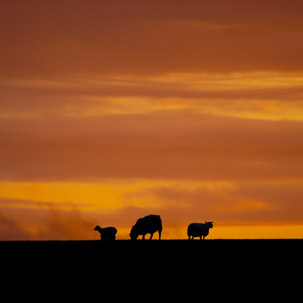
left=1, top=240, right=302, bottom=298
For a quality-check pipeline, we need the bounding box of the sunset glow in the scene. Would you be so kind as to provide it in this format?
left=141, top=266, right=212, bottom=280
left=1, top=0, right=302, bottom=239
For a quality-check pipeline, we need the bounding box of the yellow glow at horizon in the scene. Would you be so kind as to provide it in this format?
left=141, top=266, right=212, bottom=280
left=116, top=225, right=303, bottom=239
left=211, top=224, right=303, bottom=239
left=0, top=180, right=235, bottom=212
left=1, top=180, right=302, bottom=239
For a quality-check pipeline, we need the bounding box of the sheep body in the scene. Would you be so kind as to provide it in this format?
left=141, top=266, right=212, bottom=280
left=130, top=214, right=162, bottom=240
left=94, top=226, right=117, bottom=241
left=187, top=222, right=213, bottom=240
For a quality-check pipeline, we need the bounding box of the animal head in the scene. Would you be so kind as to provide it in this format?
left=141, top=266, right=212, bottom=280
left=129, top=225, right=138, bottom=240
left=94, top=225, right=102, bottom=232
left=205, top=221, right=214, bottom=228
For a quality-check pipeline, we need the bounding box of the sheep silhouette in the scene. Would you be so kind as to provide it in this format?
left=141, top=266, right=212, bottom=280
left=187, top=221, right=213, bottom=240
left=93, top=219, right=214, bottom=241
left=130, top=214, right=162, bottom=240
left=94, top=225, right=117, bottom=241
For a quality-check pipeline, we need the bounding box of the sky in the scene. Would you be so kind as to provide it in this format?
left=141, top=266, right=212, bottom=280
left=0, top=0, right=303, bottom=239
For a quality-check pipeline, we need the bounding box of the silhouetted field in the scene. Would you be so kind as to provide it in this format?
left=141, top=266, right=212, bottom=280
left=1, top=240, right=302, bottom=299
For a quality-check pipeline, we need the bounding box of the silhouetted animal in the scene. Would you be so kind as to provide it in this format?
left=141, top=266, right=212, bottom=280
left=187, top=221, right=213, bottom=240
left=130, top=214, right=162, bottom=240
left=94, top=226, right=117, bottom=241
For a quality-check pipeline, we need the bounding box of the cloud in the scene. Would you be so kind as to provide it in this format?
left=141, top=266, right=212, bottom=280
left=38, top=205, right=96, bottom=240
left=0, top=211, right=31, bottom=240
left=0, top=177, right=302, bottom=240
left=1, top=1, right=303, bottom=78
left=1, top=72, right=302, bottom=122
left=0, top=201, right=98, bottom=240
left=0, top=112, right=302, bottom=181
left=122, top=179, right=303, bottom=225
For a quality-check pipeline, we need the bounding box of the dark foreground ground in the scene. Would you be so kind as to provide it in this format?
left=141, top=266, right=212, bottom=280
left=1, top=240, right=302, bottom=300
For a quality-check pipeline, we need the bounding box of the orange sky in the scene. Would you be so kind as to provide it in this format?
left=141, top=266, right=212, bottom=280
left=0, top=0, right=303, bottom=239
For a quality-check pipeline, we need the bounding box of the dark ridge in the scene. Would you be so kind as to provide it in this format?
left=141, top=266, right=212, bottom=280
left=1, top=240, right=302, bottom=299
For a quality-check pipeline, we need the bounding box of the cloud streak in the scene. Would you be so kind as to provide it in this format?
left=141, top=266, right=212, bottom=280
left=0, top=198, right=98, bottom=240
left=1, top=112, right=303, bottom=182
left=1, top=72, right=302, bottom=121
left=1, top=1, right=303, bottom=78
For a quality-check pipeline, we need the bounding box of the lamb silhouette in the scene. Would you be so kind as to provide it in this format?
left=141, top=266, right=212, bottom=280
left=187, top=221, right=213, bottom=240
left=130, top=214, right=162, bottom=240
left=94, top=225, right=117, bottom=241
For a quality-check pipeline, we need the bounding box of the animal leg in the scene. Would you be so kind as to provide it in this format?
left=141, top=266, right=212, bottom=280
left=200, top=236, right=202, bottom=240
left=142, top=234, right=146, bottom=240
left=158, top=230, right=161, bottom=240
left=149, top=233, right=153, bottom=240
